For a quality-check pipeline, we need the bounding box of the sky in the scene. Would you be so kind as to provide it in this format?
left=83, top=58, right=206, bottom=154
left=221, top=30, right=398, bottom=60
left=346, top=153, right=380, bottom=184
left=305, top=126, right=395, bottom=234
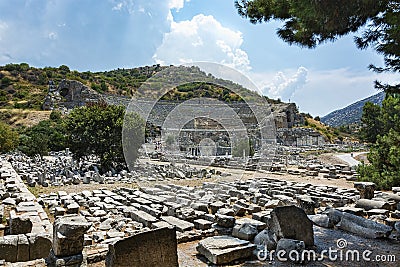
left=0, top=0, right=398, bottom=116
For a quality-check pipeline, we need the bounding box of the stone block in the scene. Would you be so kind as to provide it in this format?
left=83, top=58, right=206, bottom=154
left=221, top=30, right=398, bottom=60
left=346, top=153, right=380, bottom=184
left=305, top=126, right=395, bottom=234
left=161, top=216, right=194, bottom=232
left=52, top=215, right=91, bottom=257
left=270, top=205, right=314, bottom=247
left=0, top=235, right=18, bottom=262
left=193, top=219, right=212, bottom=230
left=27, top=233, right=52, bottom=260
left=276, top=238, right=306, bottom=264
left=131, top=210, right=158, bottom=228
left=354, top=182, right=375, bottom=199
left=232, top=223, right=258, bottom=241
left=106, top=227, right=178, bottom=267
left=9, top=211, right=33, bottom=235
left=17, top=234, right=30, bottom=262
left=355, top=199, right=391, bottom=211
left=196, top=236, right=256, bottom=265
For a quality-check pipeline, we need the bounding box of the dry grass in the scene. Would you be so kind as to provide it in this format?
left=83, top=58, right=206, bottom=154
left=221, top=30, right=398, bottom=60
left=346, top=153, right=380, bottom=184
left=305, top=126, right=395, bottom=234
left=0, top=109, right=51, bottom=127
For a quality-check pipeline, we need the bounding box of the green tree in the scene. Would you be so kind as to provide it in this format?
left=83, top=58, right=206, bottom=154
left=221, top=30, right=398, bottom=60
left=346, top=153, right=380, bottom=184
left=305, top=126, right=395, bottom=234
left=236, top=0, right=400, bottom=189
left=59, top=65, right=70, bottom=74
left=360, top=102, right=382, bottom=143
left=232, top=138, right=254, bottom=157
left=0, top=122, right=19, bottom=153
left=235, top=0, right=399, bottom=91
left=64, top=102, right=144, bottom=171
left=358, top=95, right=400, bottom=189
left=122, top=111, right=145, bottom=170
left=18, top=119, right=66, bottom=157
left=49, top=110, right=63, bottom=121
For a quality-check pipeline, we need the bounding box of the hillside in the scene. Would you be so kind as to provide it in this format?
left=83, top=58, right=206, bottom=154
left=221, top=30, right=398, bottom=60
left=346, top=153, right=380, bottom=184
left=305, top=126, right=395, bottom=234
left=0, top=63, right=167, bottom=110
left=0, top=63, right=307, bottom=133
left=0, top=63, right=260, bottom=111
left=321, top=91, right=385, bottom=127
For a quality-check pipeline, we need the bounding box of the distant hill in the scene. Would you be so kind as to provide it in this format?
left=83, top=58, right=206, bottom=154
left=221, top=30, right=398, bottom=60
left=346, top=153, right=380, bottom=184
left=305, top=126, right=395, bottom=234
left=0, top=63, right=262, bottom=110
left=321, top=91, right=385, bottom=127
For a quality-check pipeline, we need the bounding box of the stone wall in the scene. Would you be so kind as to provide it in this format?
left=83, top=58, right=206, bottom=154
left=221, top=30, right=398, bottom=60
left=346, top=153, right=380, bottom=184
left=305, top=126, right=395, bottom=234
left=0, top=161, right=52, bottom=263
left=277, top=128, right=326, bottom=147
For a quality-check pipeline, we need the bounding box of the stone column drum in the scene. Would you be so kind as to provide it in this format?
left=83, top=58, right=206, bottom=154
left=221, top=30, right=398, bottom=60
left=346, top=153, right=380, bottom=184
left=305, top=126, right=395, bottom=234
left=47, top=215, right=91, bottom=267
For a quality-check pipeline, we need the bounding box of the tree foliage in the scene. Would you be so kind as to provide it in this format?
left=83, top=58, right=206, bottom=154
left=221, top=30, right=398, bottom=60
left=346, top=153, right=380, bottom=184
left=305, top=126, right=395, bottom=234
left=235, top=0, right=400, bottom=189
left=360, top=101, right=382, bottom=143
left=18, top=118, right=66, bottom=157
left=235, top=0, right=399, bottom=91
left=64, top=102, right=144, bottom=171
left=0, top=122, right=19, bottom=153
left=358, top=95, right=400, bottom=189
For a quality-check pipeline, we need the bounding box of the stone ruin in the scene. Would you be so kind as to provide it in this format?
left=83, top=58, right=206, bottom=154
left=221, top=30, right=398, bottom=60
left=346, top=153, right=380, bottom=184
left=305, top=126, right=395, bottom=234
left=1, top=152, right=400, bottom=266
left=41, top=79, right=326, bottom=150
left=43, top=80, right=104, bottom=111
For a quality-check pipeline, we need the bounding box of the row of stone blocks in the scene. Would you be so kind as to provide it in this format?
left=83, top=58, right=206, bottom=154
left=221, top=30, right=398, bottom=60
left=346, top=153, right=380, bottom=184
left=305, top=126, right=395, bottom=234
left=0, top=233, right=51, bottom=262
left=1, top=213, right=180, bottom=267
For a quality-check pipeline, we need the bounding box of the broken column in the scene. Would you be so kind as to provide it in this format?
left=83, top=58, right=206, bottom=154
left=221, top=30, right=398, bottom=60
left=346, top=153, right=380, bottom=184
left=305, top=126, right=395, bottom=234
left=47, top=215, right=91, bottom=266
left=354, top=182, right=375, bottom=199
left=325, top=208, right=392, bottom=239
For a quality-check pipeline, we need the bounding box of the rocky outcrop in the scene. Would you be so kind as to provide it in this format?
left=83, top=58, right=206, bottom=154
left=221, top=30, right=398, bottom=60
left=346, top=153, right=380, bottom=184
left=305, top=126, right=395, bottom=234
left=270, top=102, right=304, bottom=129
left=43, top=80, right=104, bottom=110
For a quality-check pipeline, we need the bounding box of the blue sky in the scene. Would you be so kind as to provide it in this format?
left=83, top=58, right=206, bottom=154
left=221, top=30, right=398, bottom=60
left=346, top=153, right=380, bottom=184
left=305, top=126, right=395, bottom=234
left=0, top=0, right=398, bottom=116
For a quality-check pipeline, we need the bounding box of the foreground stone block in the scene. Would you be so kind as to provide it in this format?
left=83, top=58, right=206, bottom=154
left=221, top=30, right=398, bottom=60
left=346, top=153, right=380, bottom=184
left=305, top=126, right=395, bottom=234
left=196, top=236, right=256, bottom=265
left=254, top=229, right=277, bottom=250
left=0, top=235, right=18, bottom=262
left=17, top=234, right=30, bottom=262
left=52, top=215, right=91, bottom=257
left=27, top=233, right=52, bottom=260
left=232, top=223, right=258, bottom=241
left=106, top=227, right=178, bottom=267
left=270, top=205, right=314, bottom=246
left=9, top=211, right=33, bottom=235
left=308, top=214, right=334, bottom=228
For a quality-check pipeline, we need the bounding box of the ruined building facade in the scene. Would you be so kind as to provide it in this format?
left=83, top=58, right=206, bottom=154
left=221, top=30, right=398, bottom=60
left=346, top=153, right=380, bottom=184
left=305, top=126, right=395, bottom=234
left=43, top=80, right=325, bottom=147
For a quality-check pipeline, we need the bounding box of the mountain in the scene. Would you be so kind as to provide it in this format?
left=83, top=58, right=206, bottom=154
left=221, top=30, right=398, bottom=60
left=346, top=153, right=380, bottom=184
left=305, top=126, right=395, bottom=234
left=321, top=91, right=385, bottom=127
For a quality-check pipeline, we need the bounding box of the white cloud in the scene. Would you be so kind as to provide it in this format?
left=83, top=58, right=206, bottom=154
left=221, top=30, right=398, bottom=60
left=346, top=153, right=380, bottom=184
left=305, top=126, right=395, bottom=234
left=153, top=14, right=251, bottom=72
left=249, top=67, right=400, bottom=115
left=111, top=0, right=135, bottom=14
left=112, top=2, right=123, bottom=11
left=257, top=67, right=308, bottom=101
left=168, top=0, right=189, bottom=11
